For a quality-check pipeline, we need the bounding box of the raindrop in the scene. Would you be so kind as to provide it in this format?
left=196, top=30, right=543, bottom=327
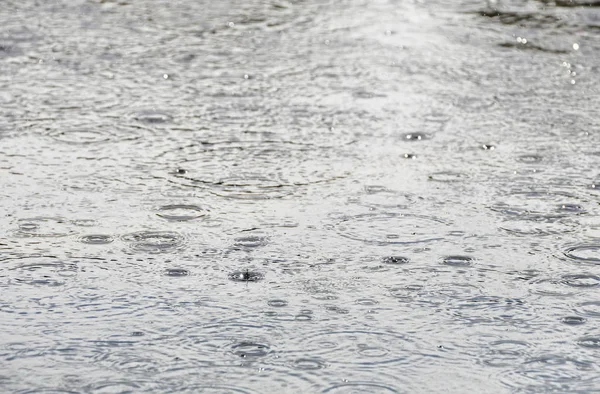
left=561, top=316, right=586, bottom=325
left=79, top=234, right=114, bottom=245
left=577, top=337, right=600, bottom=349
left=442, top=255, right=474, bottom=267
left=382, top=256, right=410, bottom=265
left=156, top=205, right=208, bottom=221
left=268, top=299, right=288, bottom=307
left=231, top=342, right=270, bottom=358
left=403, top=132, right=428, bottom=141
left=228, top=270, right=264, bottom=282
left=165, top=268, right=190, bottom=277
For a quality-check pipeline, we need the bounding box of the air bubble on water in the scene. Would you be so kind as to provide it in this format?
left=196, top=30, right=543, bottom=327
left=573, top=43, right=579, bottom=51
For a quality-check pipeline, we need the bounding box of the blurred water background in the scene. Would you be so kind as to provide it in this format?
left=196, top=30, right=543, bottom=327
left=1, top=0, right=600, bottom=392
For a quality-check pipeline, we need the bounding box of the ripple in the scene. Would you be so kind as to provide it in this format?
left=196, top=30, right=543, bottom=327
left=382, top=256, right=410, bottom=265
left=295, top=330, right=418, bottom=366
left=45, top=122, right=142, bottom=145
left=228, top=270, right=264, bottom=282
left=402, top=132, right=428, bottom=141
left=156, top=205, right=208, bottom=221
left=165, top=268, right=190, bottom=277
left=491, top=190, right=586, bottom=218
left=156, top=140, right=352, bottom=199
left=559, top=274, right=600, bottom=288
left=231, top=342, right=270, bottom=359
left=79, top=234, right=114, bottom=245
left=5, top=258, right=76, bottom=286
left=291, top=358, right=327, bottom=370
left=15, top=217, right=76, bottom=238
left=233, top=235, right=269, bottom=249
left=133, top=110, right=173, bottom=124
left=499, top=217, right=578, bottom=236
left=442, top=255, right=474, bottom=267
left=335, top=213, right=450, bottom=245
left=564, top=245, right=600, bottom=265
left=516, top=154, right=543, bottom=164
left=561, top=316, right=586, bottom=325
left=268, top=299, right=288, bottom=307
left=428, top=171, right=469, bottom=183
left=574, top=301, right=600, bottom=317
left=322, top=382, right=398, bottom=393
left=529, top=278, right=576, bottom=297
left=356, top=186, right=415, bottom=209
left=481, top=340, right=531, bottom=368
left=576, top=336, right=600, bottom=349
left=121, top=231, right=186, bottom=254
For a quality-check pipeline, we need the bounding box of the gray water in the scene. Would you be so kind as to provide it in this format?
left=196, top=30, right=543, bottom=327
left=1, top=0, right=600, bottom=392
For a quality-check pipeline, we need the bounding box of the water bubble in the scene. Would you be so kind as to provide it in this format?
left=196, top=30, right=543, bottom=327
left=404, top=153, right=417, bottom=159
left=482, top=144, right=496, bottom=150
left=573, top=43, right=579, bottom=50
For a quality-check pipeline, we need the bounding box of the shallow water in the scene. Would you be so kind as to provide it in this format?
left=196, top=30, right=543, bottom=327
left=1, top=0, right=600, bottom=392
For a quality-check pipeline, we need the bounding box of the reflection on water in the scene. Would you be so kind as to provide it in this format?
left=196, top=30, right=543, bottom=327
left=2, top=0, right=600, bottom=392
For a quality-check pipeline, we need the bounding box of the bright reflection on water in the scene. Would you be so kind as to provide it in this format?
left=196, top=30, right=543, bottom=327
left=1, top=0, right=600, bottom=392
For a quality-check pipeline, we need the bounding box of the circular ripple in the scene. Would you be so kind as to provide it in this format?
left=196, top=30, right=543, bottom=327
left=156, top=205, right=208, bottom=221
left=156, top=140, right=352, bottom=199
left=574, top=301, right=600, bottom=317
left=491, top=190, right=586, bottom=218
left=564, top=245, right=600, bottom=265
left=228, top=270, right=264, bottom=282
left=576, top=337, right=600, bottom=349
left=291, top=358, right=326, bottom=370
left=428, top=171, right=469, bottom=183
left=561, top=316, right=586, bottom=325
left=15, top=217, right=76, bottom=238
left=559, top=274, right=600, bottom=288
left=402, top=132, right=428, bottom=141
left=516, top=154, right=543, bottom=164
left=121, top=231, right=185, bottom=254
left=356, top=186, right=415, bottom=209
left=46, top=123, right=142, bottom=145
left=231, top=342, right=270, bottom=359
left=322, top=382, right=398, bottom=393
left=442, top=255, right=474, bottom=267
left=133, top=110, right=173, bottom=124
left=165, top=268, right=190, bottom=277
left=295, top=330, right=417, bottom=366
left=268, top=299, right=288, bottom=307
left=5, top=258, right=76, bottom=286
left=382, top=256, right=410, bottom=265
left=481, top=340, right=531, bottom=368
left=335, top=213, right=449, bottom=245
left=499, top=217, right=578, bottom=236
left=233, top=235, right=269, bottom=249
left=79, top=234, right=114, bottom=245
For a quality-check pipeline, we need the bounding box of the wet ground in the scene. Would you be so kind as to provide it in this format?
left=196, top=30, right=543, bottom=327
left=1, top=0, right=600, bottom=392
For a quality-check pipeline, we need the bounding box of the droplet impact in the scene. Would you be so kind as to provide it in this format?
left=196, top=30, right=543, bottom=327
left=267, top=299, right=288, bottom=307
left=403, top=132, right=428, bottom=141
left=564, top=245, right=600, bottom=265
left=577, top=337, right=600, bottom=349
left=228, top=270, right=264, bottom=282
left=233, top=235, right=268, bottom=249
left=442, top=255, right=474, bottom=267
left=165, top=268, right=190, bottom=277
left=382, top=256, right=410, bottom=265
left=560, top=274, right=600, bottom=288
left=561, top=316, right=586, bottom=325
left=231, top=342, right=270, bottom=358
left=79, top=234, right=114, bottom=245
left=292, top=358, right=326, bottom=370
left=122, top=231, right=185, bottom=254
left=516, top=154, right=543, bottom=164
left=156, top=205, right=208, bottom=221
